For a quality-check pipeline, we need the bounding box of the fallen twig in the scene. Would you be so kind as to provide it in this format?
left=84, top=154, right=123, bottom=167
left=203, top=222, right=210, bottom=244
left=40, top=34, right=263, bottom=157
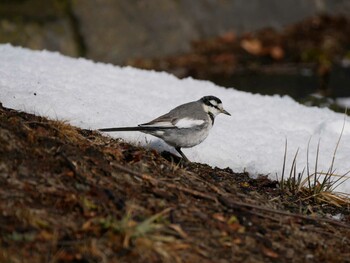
left=218, top=196, right=350, bottom=229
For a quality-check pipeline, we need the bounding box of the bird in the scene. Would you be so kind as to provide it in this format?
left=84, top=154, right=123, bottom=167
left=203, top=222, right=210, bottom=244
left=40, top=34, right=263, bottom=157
left=98, top=95, right=230, bottom=162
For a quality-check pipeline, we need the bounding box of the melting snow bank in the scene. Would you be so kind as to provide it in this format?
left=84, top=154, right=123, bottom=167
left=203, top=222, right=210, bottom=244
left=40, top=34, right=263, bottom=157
left=0, top=44, right=349, bottom=192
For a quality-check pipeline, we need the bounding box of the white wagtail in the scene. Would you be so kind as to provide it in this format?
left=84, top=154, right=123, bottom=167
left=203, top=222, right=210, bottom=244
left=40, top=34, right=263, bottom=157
left=99, top=96, right=230, bottom=162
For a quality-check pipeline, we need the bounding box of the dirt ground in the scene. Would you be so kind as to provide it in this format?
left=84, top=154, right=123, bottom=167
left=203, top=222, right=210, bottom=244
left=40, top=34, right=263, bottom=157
left=0, top=103, right=349, bottom=263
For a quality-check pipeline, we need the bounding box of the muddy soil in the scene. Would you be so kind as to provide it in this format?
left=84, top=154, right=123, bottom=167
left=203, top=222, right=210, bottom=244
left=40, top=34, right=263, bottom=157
left=0, top=103, right=349, bottom=262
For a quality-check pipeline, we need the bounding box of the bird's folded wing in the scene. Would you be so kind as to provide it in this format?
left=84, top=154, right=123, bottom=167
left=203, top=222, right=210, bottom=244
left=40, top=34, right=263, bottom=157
left=139, top=114, right=176, bottom=128
left=139, top=121, right=174, bottom=128
left=174, top=118, right=205, bottom=128
left=99, top=112, right=206, bottom=132
left=141, top=116, right=205, bottom=129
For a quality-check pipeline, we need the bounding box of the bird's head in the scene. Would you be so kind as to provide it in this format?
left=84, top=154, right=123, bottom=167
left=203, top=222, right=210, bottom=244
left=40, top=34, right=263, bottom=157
left=200, top=96, right=231, bottom=117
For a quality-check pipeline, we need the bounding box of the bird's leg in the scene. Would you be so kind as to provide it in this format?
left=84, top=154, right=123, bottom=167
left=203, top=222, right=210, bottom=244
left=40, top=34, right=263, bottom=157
left=175, top=147, right=190, bottom=162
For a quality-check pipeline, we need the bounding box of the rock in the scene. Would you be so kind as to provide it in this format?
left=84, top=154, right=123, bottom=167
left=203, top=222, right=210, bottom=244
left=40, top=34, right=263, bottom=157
left=0, top=0, right=79, bottom=57
left=2, top=0, right=350, bottom=64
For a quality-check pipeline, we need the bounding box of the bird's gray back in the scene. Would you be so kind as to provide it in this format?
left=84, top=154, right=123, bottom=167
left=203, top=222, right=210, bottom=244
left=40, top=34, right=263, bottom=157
left=168, top=101, right=207, bottom=120
left=144, top=100, right=208, bottom=125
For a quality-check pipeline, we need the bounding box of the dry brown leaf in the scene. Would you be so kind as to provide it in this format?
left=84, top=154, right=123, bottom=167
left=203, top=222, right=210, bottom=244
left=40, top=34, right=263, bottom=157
left=213, top=213, right=226, bottom=222
left=232, top=238, right=242, bottom=245
left=270, top=46, right=285, bottom=60
left=262, top=246, right=279, bottom=258
left=220, top=31, right=236, bottom=43
left=241, top=38, right=263, bottom=55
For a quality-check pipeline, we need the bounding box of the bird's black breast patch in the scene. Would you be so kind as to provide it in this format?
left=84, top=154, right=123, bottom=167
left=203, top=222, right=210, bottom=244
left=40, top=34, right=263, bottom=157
left=208, top=112, right=214, bottom=125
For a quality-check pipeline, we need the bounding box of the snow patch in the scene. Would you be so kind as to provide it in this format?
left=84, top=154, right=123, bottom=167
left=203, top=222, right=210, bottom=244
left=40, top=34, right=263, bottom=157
left=1, top=44, right=349, bottom=192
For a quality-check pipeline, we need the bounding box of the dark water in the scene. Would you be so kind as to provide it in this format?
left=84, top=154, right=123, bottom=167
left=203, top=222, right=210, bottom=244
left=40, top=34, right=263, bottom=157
left=213, top=71, right=318, bottom=99
left=211, top=65, right=350, bottom=100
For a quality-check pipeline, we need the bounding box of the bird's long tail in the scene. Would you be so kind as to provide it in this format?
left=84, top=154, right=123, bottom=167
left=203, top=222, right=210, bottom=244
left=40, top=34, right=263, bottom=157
left=98, top=126, right=175, bottom=132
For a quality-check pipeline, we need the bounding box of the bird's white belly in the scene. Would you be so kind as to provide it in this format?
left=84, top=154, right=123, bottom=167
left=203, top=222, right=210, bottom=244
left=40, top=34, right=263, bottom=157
left=160, top=125, right=211, bottom=148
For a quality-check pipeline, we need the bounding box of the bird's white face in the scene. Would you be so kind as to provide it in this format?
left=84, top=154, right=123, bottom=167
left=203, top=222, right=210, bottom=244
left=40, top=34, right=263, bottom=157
left=202, top=98, right=231, bottom=117
left=205, top=100, right=223, bottom=117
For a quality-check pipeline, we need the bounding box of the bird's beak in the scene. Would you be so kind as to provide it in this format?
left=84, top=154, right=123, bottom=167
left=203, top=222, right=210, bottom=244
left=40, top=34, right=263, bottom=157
left=221, top=109, right=231, bottom=116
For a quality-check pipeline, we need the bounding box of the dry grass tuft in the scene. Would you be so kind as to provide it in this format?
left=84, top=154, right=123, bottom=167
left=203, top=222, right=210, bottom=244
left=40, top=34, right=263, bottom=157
left=279, top=110, right=350, bottom=207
